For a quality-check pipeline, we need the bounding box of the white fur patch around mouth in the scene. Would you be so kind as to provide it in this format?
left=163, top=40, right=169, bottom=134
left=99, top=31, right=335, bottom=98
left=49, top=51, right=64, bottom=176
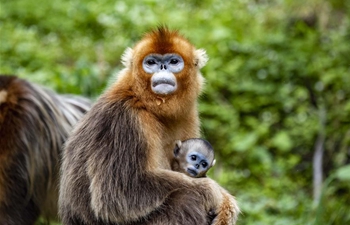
left=152, top=83, right=176, bottom=95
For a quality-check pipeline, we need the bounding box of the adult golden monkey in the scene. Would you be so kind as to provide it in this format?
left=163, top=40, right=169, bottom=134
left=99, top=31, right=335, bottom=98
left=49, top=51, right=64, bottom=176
left=59, top=27, right=239, bottom=225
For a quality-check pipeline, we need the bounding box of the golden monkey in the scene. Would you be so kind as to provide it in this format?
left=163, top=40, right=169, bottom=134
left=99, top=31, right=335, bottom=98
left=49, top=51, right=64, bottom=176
left=59, top=27, right=239, bottom=225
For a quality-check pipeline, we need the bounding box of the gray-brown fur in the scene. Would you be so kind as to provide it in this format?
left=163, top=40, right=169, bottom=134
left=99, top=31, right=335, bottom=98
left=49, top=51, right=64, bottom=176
left=59, top=97, right=216, bottom=225
left=0, top=75, right=91, bottom=225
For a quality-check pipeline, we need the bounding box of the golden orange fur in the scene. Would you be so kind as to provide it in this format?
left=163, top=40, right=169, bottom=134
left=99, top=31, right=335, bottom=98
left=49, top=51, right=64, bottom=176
left=109, top=28, right=206, bottom=166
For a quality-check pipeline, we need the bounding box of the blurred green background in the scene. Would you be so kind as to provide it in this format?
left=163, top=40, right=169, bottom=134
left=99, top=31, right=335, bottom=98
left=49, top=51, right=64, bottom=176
left=1, top=0, right=349, bottom=224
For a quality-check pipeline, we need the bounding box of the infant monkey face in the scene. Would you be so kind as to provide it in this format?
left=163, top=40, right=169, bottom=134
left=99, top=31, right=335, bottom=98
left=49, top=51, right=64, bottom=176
left=174, top=139, right=215, bottom=178
left=184, top=151, right=211, bottom=177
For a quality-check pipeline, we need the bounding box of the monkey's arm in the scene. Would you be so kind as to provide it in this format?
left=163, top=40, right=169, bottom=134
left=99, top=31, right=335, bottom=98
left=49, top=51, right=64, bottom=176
left=145, top=170, right=240, bottom=225
left=87, top=157, right=221, bottom=223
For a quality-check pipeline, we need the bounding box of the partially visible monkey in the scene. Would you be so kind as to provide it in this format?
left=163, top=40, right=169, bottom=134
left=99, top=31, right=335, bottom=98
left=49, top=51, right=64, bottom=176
left=59, top=27, right=239, bottom=225
left=0, top=75, right=91, bottom=225
left=172, top=138, right=216, bottom=178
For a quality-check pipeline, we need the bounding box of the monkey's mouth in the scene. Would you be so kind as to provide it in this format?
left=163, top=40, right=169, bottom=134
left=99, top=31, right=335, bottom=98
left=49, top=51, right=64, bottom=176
left=187, top=168, right=198, bottom=177
left=151, top=80, right=177, bottom=95
left=152, top=79, right=176, bottom=87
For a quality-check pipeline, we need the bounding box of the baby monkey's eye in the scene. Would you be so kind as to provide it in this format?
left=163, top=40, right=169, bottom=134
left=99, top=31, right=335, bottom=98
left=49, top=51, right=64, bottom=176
left=202, top=162, right=208, bottom=168
left=191, top=155, right=197, bottom=161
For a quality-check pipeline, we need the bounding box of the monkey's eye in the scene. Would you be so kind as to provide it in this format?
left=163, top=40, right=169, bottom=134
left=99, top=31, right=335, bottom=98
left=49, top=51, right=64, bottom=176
left=191, top=155, right=197, bottom=161
left=202, top=162, right=208, bottom=168
left=170, top=59, right=179, bottom=65
left=146, top=59, right=156, bottom=65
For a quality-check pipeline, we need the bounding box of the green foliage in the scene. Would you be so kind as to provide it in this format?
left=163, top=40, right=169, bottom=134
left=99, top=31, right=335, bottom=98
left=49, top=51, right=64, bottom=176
left=1, top=0, right=349, bottom=224
left=335, top=165, right=350, bottom=181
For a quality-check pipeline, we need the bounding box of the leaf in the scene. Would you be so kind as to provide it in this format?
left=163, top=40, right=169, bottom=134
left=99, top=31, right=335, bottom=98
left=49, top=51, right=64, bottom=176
left=335, top=165, right=350, bottom=181
left=271, top=131, right=292, bottom=152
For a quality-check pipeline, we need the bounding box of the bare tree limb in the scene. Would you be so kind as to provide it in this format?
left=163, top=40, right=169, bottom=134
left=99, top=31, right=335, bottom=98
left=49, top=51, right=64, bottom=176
left=313, top=105, right=326, bottom=205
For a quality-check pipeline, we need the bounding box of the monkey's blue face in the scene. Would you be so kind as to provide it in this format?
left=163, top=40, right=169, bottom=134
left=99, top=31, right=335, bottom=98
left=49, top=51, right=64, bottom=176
left=185, top=151, right=210, bottom=177
left=142, top=54, right=184, bottom=95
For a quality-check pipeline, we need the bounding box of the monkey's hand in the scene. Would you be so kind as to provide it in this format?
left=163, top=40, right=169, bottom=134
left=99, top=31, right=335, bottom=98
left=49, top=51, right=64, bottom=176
left=192, top=178, right=239, bottom=224
left=210, top=188, right=240, bottom=225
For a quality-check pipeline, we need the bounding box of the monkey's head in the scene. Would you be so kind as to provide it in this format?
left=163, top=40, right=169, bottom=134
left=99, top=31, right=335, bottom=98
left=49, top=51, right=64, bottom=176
left=118, top=26, right=208, bottom=116
left=173, top=139, right=216, bottom=178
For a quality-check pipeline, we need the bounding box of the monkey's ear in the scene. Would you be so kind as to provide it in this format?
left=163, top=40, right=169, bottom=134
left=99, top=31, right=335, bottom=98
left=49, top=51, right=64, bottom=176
left=121, top=47, right=133, bottom=68
left=174, top=140, right=182, bottom=156
left=212, top=159, right=216, bottom=167
left=175, top=140, right=182, bottom=148
left=194, top=49, right=209, bottom=69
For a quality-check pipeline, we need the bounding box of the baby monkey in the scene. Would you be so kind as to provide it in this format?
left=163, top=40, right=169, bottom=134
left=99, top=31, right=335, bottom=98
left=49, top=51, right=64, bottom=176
left=172, top=138, right=216, bottom=178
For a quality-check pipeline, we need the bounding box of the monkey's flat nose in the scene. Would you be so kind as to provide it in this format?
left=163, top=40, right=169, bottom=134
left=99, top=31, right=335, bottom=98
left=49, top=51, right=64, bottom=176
left=195, top=164, right=199, bottom=169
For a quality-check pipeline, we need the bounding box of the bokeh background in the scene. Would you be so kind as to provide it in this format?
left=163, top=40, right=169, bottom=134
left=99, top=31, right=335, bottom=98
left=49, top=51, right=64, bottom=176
left=1, top=0, right=349, bottom=224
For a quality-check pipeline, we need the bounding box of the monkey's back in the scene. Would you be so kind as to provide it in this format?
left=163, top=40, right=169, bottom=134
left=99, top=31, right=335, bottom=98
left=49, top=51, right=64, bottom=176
left=0, top=75, right=91, bottom=225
